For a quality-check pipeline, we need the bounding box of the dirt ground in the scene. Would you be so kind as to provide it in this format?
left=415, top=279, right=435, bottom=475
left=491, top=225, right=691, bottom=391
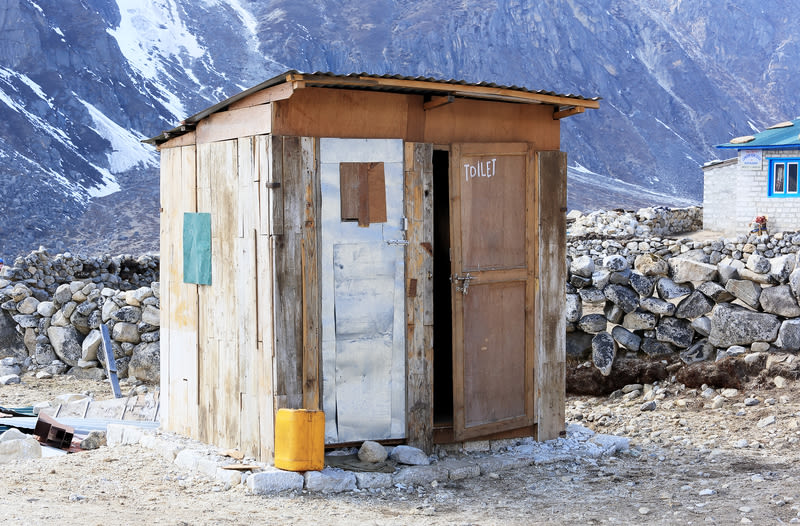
left=1, top=374, right=800, bottom=525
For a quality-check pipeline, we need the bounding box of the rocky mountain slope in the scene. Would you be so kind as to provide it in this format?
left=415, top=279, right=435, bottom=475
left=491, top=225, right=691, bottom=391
left=0, top=0, right=797, bottom=258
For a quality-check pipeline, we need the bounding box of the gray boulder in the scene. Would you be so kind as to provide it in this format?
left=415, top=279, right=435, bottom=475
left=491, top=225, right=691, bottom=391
left=641, top=337, right=676, bottom=357
left=680, top=339, right=715, bottom=364
left=390, top=445, right=429, bottom=466
left=691, top=316, right=711, bottom=337
left=0, top=311, right=25, bottom=361
left=634, top=253, right=669, bottom=277
left=746, top=253, right=771, bottom=274
left=577, top=314, right=607, bottom=334
left=769, top=255, right=795, bottom=284
left=759, top=285, right=800, bottom=317
left=611, top=325, right=641, bottom=352
left=602, top=255, right=628, bottom=272
left=670, top=258, right=718, bottom=284
left=737, top=268, right=775, bottom=285
left=609, top=269, right=631, bottom=286
left=47, top=325, right=82, bottom=367
left=603, top=302, right=624, bottom=324
left=716, top=262, right=739, bottom=285
left=128, top=342, right=160, bottom=383
left=696, top=281, right=734, bottom=303
left=591, top=269, right=611, bottom=290
left=358, top=441, right=388, bottom=463
left=725, top=279, right=762, bottom=309
left=639, top=297, right=676, bottom=316
left=603, top=284, right=639, bottom=313
left=53, top=283, right=72, bottom=306
left=675, top=290, right=714, bottom=319
left=708, top=303, right=781, bottom=347
left=579, top=287, right=606, bottom=305
left=790, top=268, right=800, bottom=300
left=622, top=310, right=657, bottom=331
left=570, top=255, right=595, bottom=279
left=565, top=294, right=581, bottom=323
left=569, top=275, right=592, bottom=289
left=591, top=332, right=616, bottom=376
left=656, top=278, right=692, bottom=300
left=655, top=317, right=694, bottom=348
left=775, top=319, right=800, bottom=351
left=629, top=272, right=655, bottom=297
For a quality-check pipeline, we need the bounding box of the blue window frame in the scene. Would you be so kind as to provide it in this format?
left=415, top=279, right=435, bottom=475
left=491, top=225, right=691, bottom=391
left=768, top=159, right=800, bottom=197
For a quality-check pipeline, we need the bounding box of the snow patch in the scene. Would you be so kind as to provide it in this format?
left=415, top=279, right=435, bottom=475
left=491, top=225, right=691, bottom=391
left=77, top=97, right=156, bottom=175
left=27, top=0, right=43, bottom=15
left=219, top=0, right=258, bottom=38
left=107, top=0, right=210, bottom=117
left=53, top=26, right=64, bottom=37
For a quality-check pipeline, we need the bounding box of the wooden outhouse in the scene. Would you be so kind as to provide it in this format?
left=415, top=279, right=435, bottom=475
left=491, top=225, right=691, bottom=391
left=146, top=71, right=599, bottom=461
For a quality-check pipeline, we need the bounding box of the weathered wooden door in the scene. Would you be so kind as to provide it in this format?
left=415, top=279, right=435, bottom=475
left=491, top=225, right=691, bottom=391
left=450, top=143, right=536, bottom=440
left=319, top=138, right=406, bottom=444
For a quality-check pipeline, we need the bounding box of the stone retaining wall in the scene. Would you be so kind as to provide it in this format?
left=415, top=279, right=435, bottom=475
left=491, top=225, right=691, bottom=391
left=0, top=248, right=160, bottom=383
left=567, top=206, right=703, bottom=238
left=567, top=240, right=800, bottom=382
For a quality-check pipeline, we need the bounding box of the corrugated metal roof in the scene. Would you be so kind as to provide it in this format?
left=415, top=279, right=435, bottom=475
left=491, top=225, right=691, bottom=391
left=146, top=70, right=600, bottom=145
left=717, top=118, right=800, bottom=149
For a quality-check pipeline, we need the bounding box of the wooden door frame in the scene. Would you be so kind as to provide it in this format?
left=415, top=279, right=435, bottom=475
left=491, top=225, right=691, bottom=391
left=449, top=142, right=537, bottom=441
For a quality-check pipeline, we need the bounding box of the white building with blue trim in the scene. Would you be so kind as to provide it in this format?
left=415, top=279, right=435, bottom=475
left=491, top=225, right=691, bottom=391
left=704, top=118, right=800, bottom=235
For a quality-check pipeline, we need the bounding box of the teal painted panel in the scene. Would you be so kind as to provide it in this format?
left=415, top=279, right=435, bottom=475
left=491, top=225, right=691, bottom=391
left=183, top=212, right=212, bottom=285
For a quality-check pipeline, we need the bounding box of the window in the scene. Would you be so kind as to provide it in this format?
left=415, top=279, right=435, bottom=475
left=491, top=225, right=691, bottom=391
left=768, top=159, right=800, bottom=197
left=339, top=162, right=387, bottom=226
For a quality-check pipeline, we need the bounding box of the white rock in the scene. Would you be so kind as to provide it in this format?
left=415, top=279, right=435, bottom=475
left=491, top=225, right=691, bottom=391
left=0, top=375, right=20, bottom=385
left=304, top=467, right=357, bottom=493
left=247, top=468, right=304, bottom=494
left=389, top=445, right=430, bottom=465
left=0, top=429, right=42, bottom=463
left=358, top=440, right=388, bottom=463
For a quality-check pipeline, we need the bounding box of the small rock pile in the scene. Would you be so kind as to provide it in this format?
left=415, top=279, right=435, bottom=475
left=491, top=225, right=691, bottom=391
left=567, top=206, right=702, bottom=238
left=103, top=421, right=629, bottom=494
left=0, top=248, right=160, bottom=383
left=567, top=245, right=800, bottom=385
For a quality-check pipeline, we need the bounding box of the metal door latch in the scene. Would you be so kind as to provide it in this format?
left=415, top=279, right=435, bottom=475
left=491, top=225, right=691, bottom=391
left=451, top=273, right=475, bottom=294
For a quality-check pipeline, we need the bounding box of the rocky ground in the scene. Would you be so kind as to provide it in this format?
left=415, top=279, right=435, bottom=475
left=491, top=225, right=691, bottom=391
left=1, top=374, right=800, bottom=525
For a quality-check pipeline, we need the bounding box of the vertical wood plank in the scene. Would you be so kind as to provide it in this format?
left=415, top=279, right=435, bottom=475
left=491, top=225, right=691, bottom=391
left=301, top=137, right=322, bottom=410
left=404, top=142, right=434, bottom=452
left=237, top=136, right=261, bottom=455
left=535, top=150, right=567, bottom=441
left=196, top=143, right=212, bottom=444
left=273, top=136, right=304, bottom=410
left=257, top=135, right=277, bottom=460
left=161, top=145, right=199, bottom=438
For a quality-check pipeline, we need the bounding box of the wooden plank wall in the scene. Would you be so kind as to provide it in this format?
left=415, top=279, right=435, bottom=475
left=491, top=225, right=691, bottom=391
left=535, top=150, right=567, bottom=440
left=404, top=142, right=434, bottom=452
left=160, top=145, right=199, bottom=436
left=270, top=136, right=319, bottom=411
left=161, top=135, right=277, bottom=461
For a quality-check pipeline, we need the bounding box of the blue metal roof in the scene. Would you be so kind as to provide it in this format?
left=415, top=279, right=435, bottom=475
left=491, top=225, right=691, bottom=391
left=717, top=118, right=800, bottom=150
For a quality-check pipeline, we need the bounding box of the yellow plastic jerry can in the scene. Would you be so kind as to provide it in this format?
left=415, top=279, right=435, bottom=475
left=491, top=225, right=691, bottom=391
left=274, top=408, right=325, bottom=471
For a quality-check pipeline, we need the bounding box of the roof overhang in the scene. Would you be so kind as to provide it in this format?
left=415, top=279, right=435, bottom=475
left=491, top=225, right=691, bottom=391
left=145, top=70, right=600, bottom=145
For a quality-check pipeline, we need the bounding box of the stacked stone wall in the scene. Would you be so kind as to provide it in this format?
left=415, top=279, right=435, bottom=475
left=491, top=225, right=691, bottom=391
left=567, top=229, right=800, bottom=384
left=0, top=248, right=160, bottom=383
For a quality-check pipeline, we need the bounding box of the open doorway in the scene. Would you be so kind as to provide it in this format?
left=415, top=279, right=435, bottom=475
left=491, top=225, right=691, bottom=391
left=432, top=149, right=453, bottom=427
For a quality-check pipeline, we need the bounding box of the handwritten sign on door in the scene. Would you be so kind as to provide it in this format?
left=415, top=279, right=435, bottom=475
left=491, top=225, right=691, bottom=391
left=464, top=158, right=497, bottom=182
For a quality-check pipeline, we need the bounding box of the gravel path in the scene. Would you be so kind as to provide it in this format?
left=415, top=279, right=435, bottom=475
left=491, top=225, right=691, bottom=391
left=1, top=374, right=799, bottom=525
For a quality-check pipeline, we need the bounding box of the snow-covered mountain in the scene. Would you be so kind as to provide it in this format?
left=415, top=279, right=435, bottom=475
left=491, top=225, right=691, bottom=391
left=0, top=0, right=797, bottom=258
